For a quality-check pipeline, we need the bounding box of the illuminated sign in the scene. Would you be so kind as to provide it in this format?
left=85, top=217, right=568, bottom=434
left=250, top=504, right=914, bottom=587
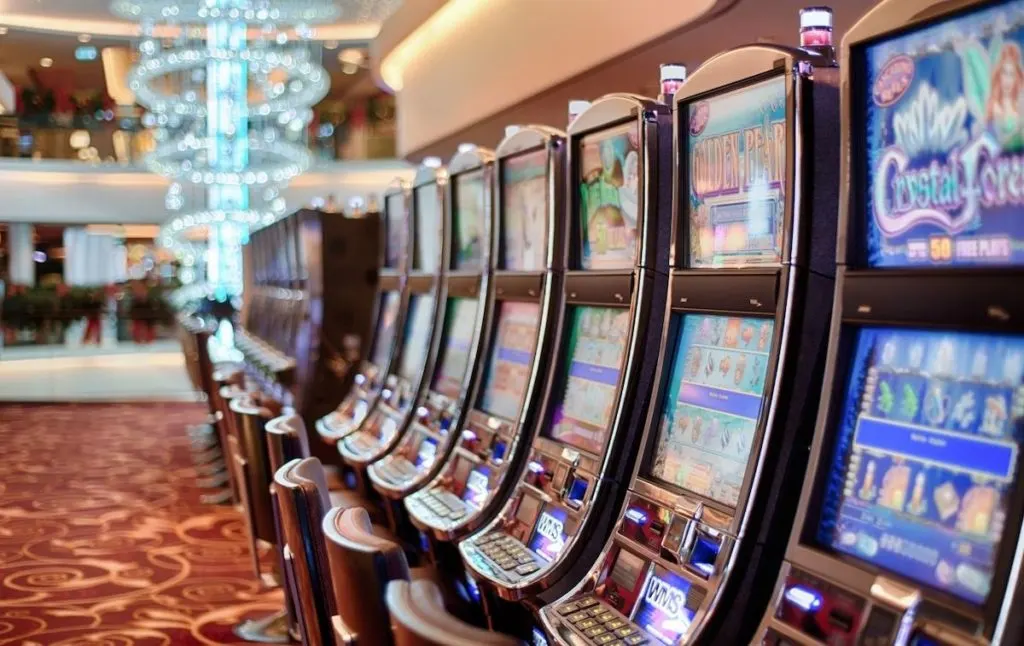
left=535, top=511, right=564, bottom=543
left=75, top=46, right=98, bottom=61
left=644, top=576, right=687, bottom=618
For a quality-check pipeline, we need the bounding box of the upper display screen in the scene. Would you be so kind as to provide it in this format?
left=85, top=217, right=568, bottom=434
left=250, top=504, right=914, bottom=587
left=385, top=193, right=407, bottom=268
left=650, top=314, right=775, bottom=507
left=688, top=76, right=787, bottom=268
left=547, top=306, right=631, bottom=455
left=370, top=291, right=402, bottom=370
left=501, top=148, right=549, bottom=270
left=478, top=302, right=542, bottom=420
left=453, top=170, right=487, bottom=270
left=414, top=184, right=442, bottom=271
left=818, top=327, right=1024, bottom=604
left=579, top=122, right=640, bottom=269
left=431, top=298, right=479, bottom=399
left=861, top=0, right=1024, bottom=267
left=398, top=294, right=436, bottom=383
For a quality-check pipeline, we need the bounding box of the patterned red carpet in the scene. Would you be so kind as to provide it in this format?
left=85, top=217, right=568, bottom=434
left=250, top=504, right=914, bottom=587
left=0, top=403, right=282, bottom=645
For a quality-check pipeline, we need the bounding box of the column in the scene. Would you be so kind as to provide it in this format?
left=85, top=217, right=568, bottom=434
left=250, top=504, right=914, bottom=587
left=7, top=222, right=35, bottom=286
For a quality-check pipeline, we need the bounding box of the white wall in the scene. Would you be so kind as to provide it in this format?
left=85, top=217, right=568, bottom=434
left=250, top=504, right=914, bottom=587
left=0, top=159, right=413, bottom=224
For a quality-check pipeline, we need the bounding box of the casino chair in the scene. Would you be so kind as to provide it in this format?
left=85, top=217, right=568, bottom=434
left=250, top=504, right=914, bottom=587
left=226, top=394, right=293, bottom=643
left=386, top=579, right=522, bottom=646
left=274, top=456, right=445, bottom=644
left=274, top=457, right=337, bottom=645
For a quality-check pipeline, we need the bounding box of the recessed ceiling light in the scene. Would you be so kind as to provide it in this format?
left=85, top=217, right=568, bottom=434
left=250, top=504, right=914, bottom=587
left=324, top=40, right=339, bottom=50
left=78, top=34, right=92, bottom=43
left=40, top=57, right=54, bottom=68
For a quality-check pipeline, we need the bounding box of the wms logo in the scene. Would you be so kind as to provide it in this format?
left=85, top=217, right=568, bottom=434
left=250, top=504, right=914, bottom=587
left=535, top=512, right=565, bottom=542
left=643, top=577, right=687, bottom=618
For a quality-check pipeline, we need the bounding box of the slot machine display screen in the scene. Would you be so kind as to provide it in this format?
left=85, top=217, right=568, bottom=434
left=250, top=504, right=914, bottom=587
left=462, top=465, right=491, bottom=509
left=501, top=147, right=549, bottom=270
left=528, top=505, right=570, bottom=562
left=478, top=302, right=543, bottom=421
left=370, top=292, right=402, bottom=370
left=415, top=437, right=438, bottom=468
left=431, top=298, right=479, bottom=398
left=546, top=306, right=632, bottom=455
left=414, top=184, right=442, bottom=271
left=633, top=566, right=698, bottom=645
left=385, top=193, right=407, bottom=268
left=687, top=75, right=787, bottom=268
left=453, top=170, right=487, bottom=270
left=817, top=327, right=1024, bottom=604
left=578, top=122, right=640, bottom=269
left=398, top=295, right=436, bottom=383
left=859, top=0, right=1024, bottom=267
left=649, top=314, right=775, bottom=506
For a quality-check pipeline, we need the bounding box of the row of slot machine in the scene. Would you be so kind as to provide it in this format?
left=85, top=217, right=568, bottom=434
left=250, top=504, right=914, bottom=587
left=311, top=0, right=1024, bottom=644
left=240, top=207, right=379, bottom=442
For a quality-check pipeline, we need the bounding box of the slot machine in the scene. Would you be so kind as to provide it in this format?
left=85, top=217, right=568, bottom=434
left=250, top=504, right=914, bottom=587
left=338, top=160, right=449, bottom=500
left=290, top=206, right=380, bottom=451
left=756, top=1, right=1024, bottom=644
left=404, top=125, right=567, bottom=595
left=316, top=180, right=412, bottom=445
left=459, top=72, right=674, bottom=641
left=539, top=9, right=842, bottom=645
left=364, top=147, right=497, bottom=538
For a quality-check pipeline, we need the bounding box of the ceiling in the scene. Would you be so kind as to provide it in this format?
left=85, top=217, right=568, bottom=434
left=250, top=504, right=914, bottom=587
left=0, top=27, right=374, bottom=99
left=0, top=0, right=402, bottom=38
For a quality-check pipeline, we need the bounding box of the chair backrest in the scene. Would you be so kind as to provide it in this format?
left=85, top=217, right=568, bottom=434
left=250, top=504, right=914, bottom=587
left=274, top=457, right=335, bottom=646
left=322, top=506, right=410, bottom=646
left=386, top=580, right=522, bottom=646
left=229, top=395, right=277, bottom=544
left=226, top=433, right=261, bottom=579
left=265, top=413, right=311, bottom=475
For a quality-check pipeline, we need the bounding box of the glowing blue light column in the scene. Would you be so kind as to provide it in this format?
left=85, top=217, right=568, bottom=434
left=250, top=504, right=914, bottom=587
left=206, top=5, right=248, bottom=300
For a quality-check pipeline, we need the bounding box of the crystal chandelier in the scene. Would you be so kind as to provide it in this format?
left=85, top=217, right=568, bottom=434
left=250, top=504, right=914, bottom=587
left=111, top=0, right=336, bottom=299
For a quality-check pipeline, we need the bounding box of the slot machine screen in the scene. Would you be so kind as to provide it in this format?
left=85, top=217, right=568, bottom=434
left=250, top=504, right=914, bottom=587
left=398, top=295, right=436, bottom=383
left=414, top=184, right=442, bottom=272
left=431, top=298, right=479, bottom=398
left=578, top=122, right=640, bottom=269
left=462, top=465, right=491, bottom=509
left=648, top=314, right=775, bottom=506
left=453, top=169, right=487, bottom=270
left=478, top=302, right=542, bottom=421
left=415, top=437, right=438, bottom=468
left=546, top=306, right=632, bottom=455
left=370, top=292, right=402, bottom=370
left=385, top=193, right=407, bottom=268
left=501, top=147, right=549, bottom=270
left=528, top=505, right=570, bottom=562
left=859, top=0, right=1024, bottom=268
left=817, top=327, right=1024, bottom=604
left=687, top=75, right=787, bottom=268
left=633, top=566, right=699, bottom=645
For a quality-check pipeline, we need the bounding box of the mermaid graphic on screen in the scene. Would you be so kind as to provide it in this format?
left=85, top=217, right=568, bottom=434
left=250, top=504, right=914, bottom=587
left=958, top=34, right=1024, bottom=151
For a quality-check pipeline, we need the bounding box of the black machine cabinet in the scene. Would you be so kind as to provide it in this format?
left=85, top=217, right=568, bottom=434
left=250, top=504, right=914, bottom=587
left=240, top=207, right=380, bottom=461
left=756, top=1, right=1024, bottom=645
left=315, top=180, right=413, bottom=447
left=540, top=39, right=841, bottom=646
left=459, top=94, right=673, bottom=640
